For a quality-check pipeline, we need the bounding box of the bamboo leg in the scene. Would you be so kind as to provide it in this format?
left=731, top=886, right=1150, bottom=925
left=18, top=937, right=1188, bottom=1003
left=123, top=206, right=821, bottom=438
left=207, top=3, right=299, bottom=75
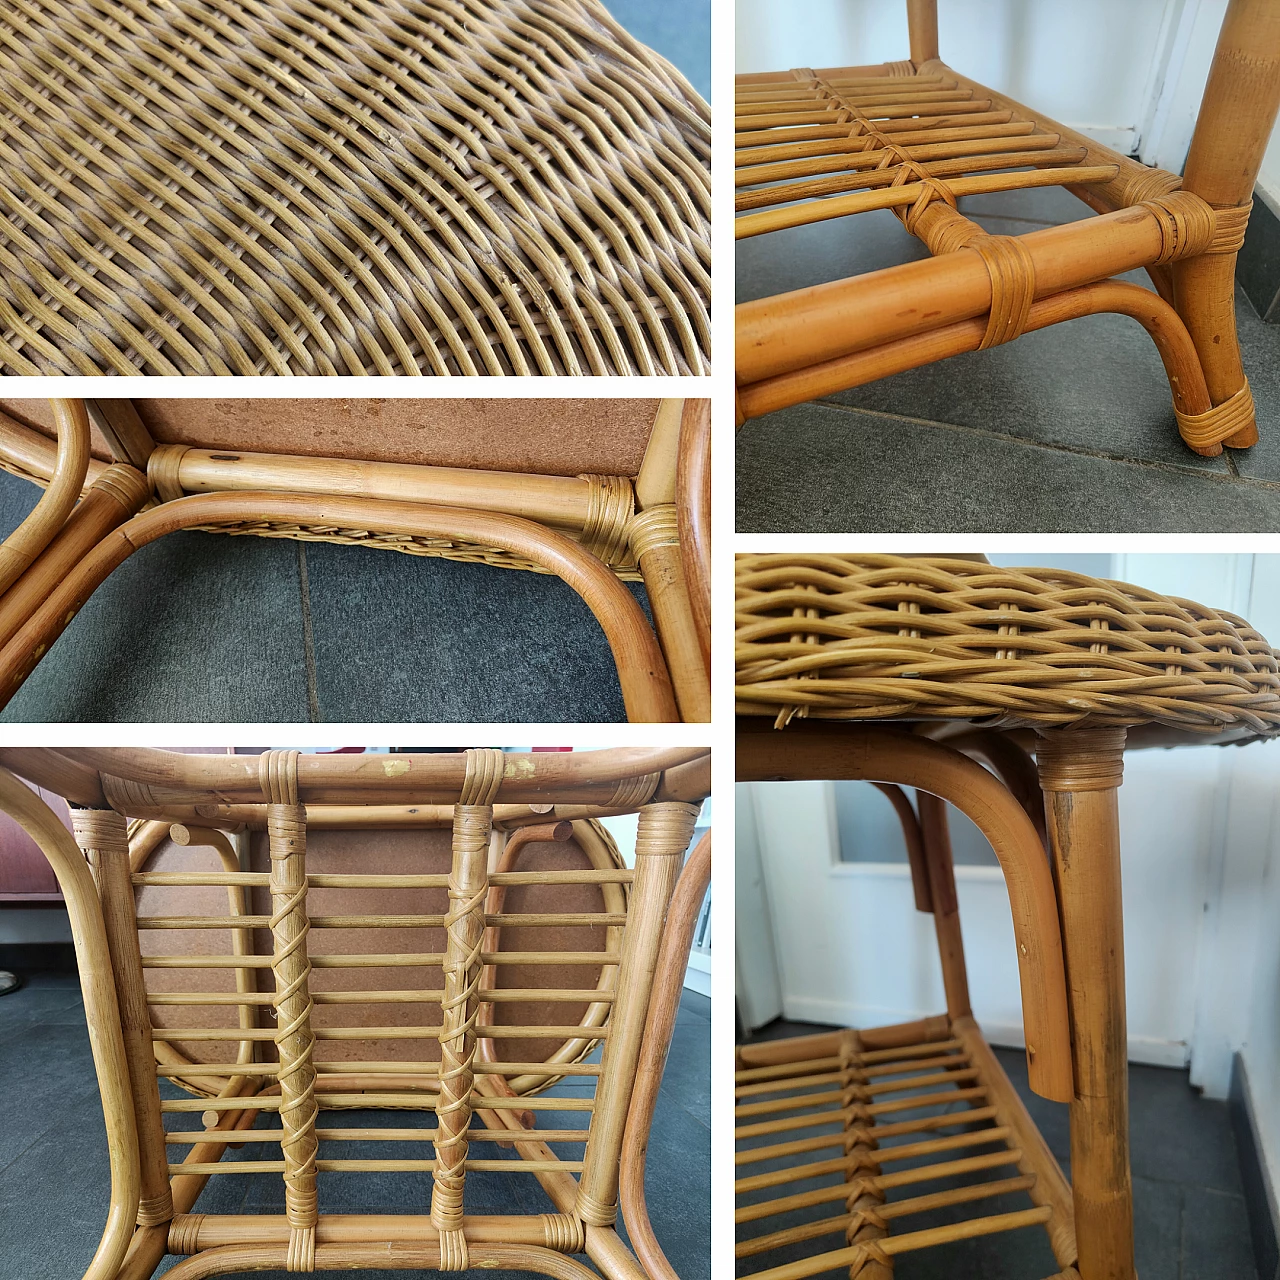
left=916, top=792, right=972, bottom=1021
left=0, top=399, right=90, bottom=596
left=576, top=801, right=700, bottom=1225
left=906, top=1, right=940, bottom=65
left=1037, top=728, right=1135, bottom=1280
left=1171, top=0, right=1280, bottom=447
left=619, top=830, right=711, bottom=1280
left=0, top=464, right=149, bottom=652
left=630, top=506, right=710, bottom=723
left=74, top=810, right=174, bottom=1232
left=0, top=771, right=140, bottom=1280
left=675, top=399, right=711, bottom=674
left=263, top=752, right=320, bottom=1273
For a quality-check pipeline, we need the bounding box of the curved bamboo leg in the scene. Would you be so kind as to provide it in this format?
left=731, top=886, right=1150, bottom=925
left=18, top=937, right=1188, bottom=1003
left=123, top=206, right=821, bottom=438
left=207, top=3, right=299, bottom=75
left=916, top=793, right=972, bottom=1022
left=1036, top=727, right=1135, bottom=1280
left=675, top=398, right=711, bottom=672
left=0, top=769, right=141, bottom=1280
left=619, top=830, right=711, bottom=1280
left=737, top=723, right=1073, bottom=1103
left=0, top=399, right=90, bottom=595
left=1172, top=0, right=1280, bottom=450
left=0, top=491, right=679, bottom=722
left=577, top=801, right=701, bottom=1224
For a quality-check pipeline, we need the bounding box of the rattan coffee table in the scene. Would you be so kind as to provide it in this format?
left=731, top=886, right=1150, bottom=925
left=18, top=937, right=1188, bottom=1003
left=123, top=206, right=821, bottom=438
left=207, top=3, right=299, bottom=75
left=735, top=0, right=1280, bottom=456
left=735, top=554, right=1280, bottom=1278
left=0, top=745, right=711, bottom=1280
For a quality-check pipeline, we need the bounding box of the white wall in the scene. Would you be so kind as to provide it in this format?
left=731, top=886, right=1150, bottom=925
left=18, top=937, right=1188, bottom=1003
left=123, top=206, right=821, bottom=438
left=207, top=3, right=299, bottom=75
left=737, top=0, right=1174, bottom=152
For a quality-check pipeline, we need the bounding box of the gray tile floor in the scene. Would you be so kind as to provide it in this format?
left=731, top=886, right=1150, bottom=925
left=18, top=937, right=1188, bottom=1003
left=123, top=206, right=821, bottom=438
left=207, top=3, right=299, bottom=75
left=737, top=1017, right=1259, bottom=1279
left=736, top=186, right=1280, bottom=532
left=0, top=973, right=709, bottom=1280
left=0, top=470, right=651, bottom=723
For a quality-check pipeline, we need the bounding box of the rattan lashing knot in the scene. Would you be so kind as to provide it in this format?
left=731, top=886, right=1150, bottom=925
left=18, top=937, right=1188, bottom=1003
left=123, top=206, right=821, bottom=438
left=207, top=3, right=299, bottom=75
left=845, top=1205, right=888, bottom=1236
left=260, top=749, right=300, bottom=806
left=93, top=463, right=151, bottom=512
left=579, top=474, right=635, bottom=569
left=1208, top=201, right=1252, bottom=254
left=968, top=234, right=1036, bottom=348
left=541, top=1213, right=586, bottom=1253
left=438, top=1227, right=469, bottom=1271
left=147, top=444, right=190, bottom=504
left=634, top=801, right=700, bottom=859
left=70, top=808, right=129, bottom=859
left=135, top=1190, right=174, bottom=1228
left=168, top=1214, right=204, bottom=1255
left=1175, top=380, right=1257, bottom=452
left=459, top=748, right=504, bottom=807
left=628, top=505, right=681, bottom=562
left=1142, top=191, right=1216, bottom=264
left=575, top=1187, right=618, bottom=1227
left=1036, top=727, right=1127, bottom=792
left=286, top=1224, right=316, bottom=1272
left=609, top=772, right=661, bottom=809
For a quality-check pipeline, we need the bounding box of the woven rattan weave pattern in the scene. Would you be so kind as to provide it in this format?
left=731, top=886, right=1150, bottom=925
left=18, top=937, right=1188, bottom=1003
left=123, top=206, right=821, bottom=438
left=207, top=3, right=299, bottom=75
left=735, top=554, right=1280, bottom=735
left=0, top=0, right=710, bottom=375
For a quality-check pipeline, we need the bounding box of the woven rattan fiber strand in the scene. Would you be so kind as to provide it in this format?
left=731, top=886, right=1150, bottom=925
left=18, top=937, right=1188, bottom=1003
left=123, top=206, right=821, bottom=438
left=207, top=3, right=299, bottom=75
left=0, top=0, right=711, bottom=375
left=735, top=555, right=1280, bottom=736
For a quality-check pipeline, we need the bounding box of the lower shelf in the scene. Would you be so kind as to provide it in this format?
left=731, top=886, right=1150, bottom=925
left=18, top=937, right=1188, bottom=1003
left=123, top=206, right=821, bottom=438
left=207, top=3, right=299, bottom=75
left=734, top=1015, right=1078, bottom=1279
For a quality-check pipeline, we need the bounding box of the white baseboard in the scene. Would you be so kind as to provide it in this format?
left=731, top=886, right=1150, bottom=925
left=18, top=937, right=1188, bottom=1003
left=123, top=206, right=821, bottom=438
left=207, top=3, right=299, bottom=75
left=783, top=996, right=1190, bottom=1068
left=683, top=963, right=710, bottom=998
left=1068, top=124, right=1137, bottom=154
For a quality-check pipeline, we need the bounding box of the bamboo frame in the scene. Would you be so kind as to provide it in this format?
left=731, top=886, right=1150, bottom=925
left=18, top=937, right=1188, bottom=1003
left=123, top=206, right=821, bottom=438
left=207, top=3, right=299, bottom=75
left=0, top=399, right=710, bottom=723
left=0, top=746, right=711, bottom=1280
left=734, top=0, right=1280, bottom=457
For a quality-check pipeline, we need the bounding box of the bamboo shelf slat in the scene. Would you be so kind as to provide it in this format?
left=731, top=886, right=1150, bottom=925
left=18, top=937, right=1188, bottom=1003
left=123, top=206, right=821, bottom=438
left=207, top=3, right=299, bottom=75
left=734, top=1, right=1280, bottom=456
left=734, top=1026, right=1070, bottom=1277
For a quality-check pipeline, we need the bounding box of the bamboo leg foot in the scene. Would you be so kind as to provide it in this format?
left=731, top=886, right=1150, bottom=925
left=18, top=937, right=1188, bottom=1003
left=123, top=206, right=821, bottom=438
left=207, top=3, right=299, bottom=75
left=1037, top=727, right=1136, bottom=1280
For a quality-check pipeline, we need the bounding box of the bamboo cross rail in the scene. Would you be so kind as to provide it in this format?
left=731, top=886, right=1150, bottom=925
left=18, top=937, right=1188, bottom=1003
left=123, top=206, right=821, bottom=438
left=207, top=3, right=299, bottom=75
left=0, top=746, right=711, bottom=1280
left=734, top=0, right=1280, bottom=456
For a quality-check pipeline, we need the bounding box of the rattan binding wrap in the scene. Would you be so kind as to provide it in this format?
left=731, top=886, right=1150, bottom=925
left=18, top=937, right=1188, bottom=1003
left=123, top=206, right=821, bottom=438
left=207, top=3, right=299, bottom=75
left=0, top=0, right=710, bottom=376
left=735, top=554, right=1280, bottom=736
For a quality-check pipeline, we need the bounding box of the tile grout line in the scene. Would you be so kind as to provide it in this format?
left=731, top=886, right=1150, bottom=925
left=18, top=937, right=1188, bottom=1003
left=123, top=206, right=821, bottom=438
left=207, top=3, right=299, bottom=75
left=296, top=543, right=322, bottom=724
left=808, top=398, right=1280, bottom=488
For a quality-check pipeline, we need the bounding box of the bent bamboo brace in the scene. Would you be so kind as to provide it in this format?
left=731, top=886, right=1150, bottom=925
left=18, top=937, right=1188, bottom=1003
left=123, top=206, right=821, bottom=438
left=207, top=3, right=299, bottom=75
left=736, top=724, right=1073, bottom=1103
left=0, top=398, right=711, bottom=722
left=0, top=746, right=710, bottom=1280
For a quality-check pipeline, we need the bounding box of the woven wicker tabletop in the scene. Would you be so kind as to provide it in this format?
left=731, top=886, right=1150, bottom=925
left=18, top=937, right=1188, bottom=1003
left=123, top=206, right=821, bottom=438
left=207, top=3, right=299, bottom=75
left=0, top=0, right=710, bottom=375
left=736, top=554, right=1280, bottom=739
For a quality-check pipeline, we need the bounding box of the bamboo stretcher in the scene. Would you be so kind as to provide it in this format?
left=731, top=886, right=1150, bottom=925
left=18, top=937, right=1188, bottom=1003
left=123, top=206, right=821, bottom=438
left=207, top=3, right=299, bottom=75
left=0, top=746, right=712, bottom=1280
left=735, top=552, right=1280, bottom=1277
left=734, top=0, right=1280, bottom=457
left=0, top=398, right=710, bottom=722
